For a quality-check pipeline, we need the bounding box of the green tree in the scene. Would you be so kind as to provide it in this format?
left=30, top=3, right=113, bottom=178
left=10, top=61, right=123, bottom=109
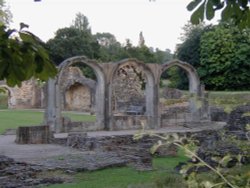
left=46, top=27, right=100, bottom=65
left=47, top=13, right=100, bottom=65
left=176, top=23, right=208, bottom=67
left=154, top=48, right=173, bottom=64
left=199, top=22, right=250, bottom=90
left=173, top=23, right=209, bottom=89
left=72, top=12, right=91, bottom=33
left=94, top=32, right=123, bottom=62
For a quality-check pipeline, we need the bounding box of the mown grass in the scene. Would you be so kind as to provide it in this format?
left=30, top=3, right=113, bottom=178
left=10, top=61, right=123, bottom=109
left=208, top=91, right=250, bottom=112
left=48, top=151, right=188, bottom=188
left=0, top=93, right=8, bottom=109
left=0, top=110, right=96, bottom=134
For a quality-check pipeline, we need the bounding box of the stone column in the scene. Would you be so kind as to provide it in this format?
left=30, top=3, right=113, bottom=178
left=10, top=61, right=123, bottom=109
left=44, top=79, right=57, bottom=132
left=55, top=83, right=62, bottom=133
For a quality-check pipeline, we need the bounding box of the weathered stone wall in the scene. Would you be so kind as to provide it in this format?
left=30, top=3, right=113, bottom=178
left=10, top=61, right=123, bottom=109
left=111, top=115, right=148, bottom=130
left=0, top=79, right=44, bottom=109
left=61, top=117, right=100, bottom=132
left=112, top=65, right=146, bottom=113
left=65, top=84, right=91, bottom=112
left=161, top=106, right=192, bottom=127
left=60, top=66, right=96, bottom=112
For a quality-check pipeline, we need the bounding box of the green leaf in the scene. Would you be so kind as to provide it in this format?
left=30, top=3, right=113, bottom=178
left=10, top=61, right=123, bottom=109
left=150, top=142, right=162, bottom=154
left=219, top=155, right=232, bottom=167
left=190, top=2, right=205, bottom=25
left=187, top=0, right=202, bottom=11
left=206, top=0, right=215, bottom=20
left=19, top=32, right=36, bottom=44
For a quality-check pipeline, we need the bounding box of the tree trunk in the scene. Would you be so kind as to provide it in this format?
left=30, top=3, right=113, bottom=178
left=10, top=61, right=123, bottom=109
left=15, top=125, right=52, bottom=144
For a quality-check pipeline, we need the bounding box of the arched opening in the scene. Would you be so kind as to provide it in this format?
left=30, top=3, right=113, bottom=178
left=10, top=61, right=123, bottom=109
left=47, top=56, right=105, bottom=133
left=60, top=65, right=96, bottom=114
left=109, top=59, right=156, bottom=130
left=0, top=85, right=15, bottom=109
left=160, top=60, right=201, bottom=127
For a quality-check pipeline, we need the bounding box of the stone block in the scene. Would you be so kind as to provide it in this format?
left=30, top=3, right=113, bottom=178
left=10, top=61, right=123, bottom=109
left=15, top=125, right=52, bottom=144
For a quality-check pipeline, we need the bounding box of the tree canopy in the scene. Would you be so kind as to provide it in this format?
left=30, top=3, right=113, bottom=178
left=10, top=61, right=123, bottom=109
left=199, top=22, right=250, bottom=90
left=175, top=21, right=250, bottom=90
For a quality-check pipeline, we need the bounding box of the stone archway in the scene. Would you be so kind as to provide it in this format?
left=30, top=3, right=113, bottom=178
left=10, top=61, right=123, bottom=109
left=45, top=56, right=106, bottom=133
left=60, top=66, right=96, bottom=112
left=160, top=59, right=201, bottom=122
left=0, top=85, right=16, bottom=108
left=108, top=58, right=158, bottom=130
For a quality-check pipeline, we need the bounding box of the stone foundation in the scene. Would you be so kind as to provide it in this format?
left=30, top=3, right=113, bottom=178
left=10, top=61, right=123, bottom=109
left=111, top=115, right=148, bottom=130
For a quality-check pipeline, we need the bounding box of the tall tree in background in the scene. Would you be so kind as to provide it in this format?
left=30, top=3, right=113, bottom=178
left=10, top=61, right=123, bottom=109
left=94, top=32, right=123, bottom=62
left=72, top=12, right=91, bottom=33
left=173, top=23, right=209, bottom=89
left=46, top=13, right=100, bottom=65
left=176, top=22, right=209, bottom=67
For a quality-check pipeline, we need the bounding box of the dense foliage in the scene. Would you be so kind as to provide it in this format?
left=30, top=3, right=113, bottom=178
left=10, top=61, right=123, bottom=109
left=175, top=22, right=250, bottom=90
left=0, top=0, right=56, bottom=87
left=0, top=25, right=57, bottom=86
left=174, top=23, right=210, bottom=89
left=199, top=22, right=250, bottom=90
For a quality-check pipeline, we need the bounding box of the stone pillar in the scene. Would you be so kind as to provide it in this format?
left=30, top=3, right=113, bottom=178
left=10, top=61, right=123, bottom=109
left=44, top=79, right=57, bottom=132
left=200, top=84, right=210, bottom=121
left=145, top=77, right=159, bottom=129
left=55, top=82, right=62, bottom=133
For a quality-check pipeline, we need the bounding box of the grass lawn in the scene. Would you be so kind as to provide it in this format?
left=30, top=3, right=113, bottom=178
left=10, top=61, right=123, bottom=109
left=48, top=151, right=188, bottom=188
left=208, top=91, right=250, bottom=112
left=0, top=109, right=96, bottom=134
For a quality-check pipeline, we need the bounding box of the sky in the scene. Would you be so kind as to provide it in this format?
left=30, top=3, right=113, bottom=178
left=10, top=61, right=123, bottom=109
left=7, top=0, right=196, bottom=52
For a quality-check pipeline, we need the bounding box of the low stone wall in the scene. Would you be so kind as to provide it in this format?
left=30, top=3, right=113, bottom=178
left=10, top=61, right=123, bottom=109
left=111, top=115, right=148, bottom=130
left=53, top=133, right=177, bottom=171
left=62, top=120, right=100, bottom=132
left=161, top=106, right=192, bottom=127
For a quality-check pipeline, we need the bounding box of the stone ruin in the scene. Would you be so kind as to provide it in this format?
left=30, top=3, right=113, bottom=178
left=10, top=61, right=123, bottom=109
left=0, top=66, right=96, bottom=113
left=0, top=56, right=212, bottom=133
left=44, top=56, right=210, bottom=133
left=0, top=79, right=44, bottom=109
left=112, top=64, right=146, bottom=114
left=60, top=66, right=96, bottom=112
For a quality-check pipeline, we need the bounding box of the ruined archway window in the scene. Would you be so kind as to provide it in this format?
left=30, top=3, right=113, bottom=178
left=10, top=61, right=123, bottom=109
left=159, top=66, right=190, bottom=127
left=112, top=64, right=146, bottom=115
left=60, top=65, right=96, bottom=115
left=0, top=88, right=9, bottom=109
left=160, top=60, right=201, bottom=127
